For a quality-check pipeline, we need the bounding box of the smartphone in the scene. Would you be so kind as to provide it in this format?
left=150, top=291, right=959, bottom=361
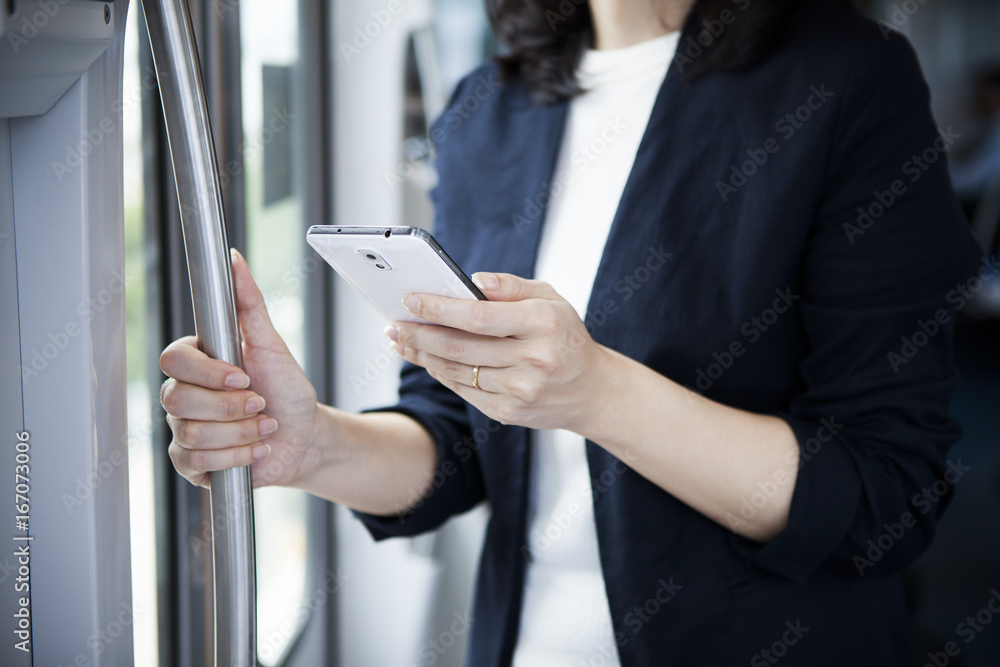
left=305, top=225, right=487, bottom=324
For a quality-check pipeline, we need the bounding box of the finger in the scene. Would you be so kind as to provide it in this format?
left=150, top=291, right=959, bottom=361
left=167, top=413, right=279, bottom=451
left=389, top=322, right=514, bottom=367
left=471, top=272, right=560, bottom=302
left=161, top=380, right=269, bottom=422
left=430, top=371, right=504, bottom=420
left=402, top=293, right=551, bottom=337
left=169, top=440, right=271, bottom=479
left=230, top=248, right=291, bottom=353
left=160, top=336, right=250, bottom=390
left=392, top=343, right=499, bottom=393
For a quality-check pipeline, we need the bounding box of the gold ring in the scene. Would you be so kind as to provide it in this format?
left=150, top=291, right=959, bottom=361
left=472, top=365, right=480, bottom=390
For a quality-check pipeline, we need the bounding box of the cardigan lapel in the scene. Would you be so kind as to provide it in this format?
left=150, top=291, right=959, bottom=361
left=582, top=48, right=687, bottom=342
left=507, top=99, right=570, bottom=281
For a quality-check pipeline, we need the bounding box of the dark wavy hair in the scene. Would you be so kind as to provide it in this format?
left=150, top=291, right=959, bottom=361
left=486, top=0, right=863, bottom=105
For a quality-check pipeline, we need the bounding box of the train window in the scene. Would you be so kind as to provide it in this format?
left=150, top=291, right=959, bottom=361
left=239, top=0, right=312, bottom=663
left=121, top=0, right=322, bottom=662
left=122, top=2, right=159, bottom=664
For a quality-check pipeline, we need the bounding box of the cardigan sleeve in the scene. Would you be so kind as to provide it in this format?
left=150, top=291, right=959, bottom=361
left=351, top=74, right=489, bottom=540
left=728, top=31, right=984, bottom=583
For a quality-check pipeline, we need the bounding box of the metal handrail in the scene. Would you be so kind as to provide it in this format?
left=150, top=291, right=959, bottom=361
left=141, top=0, right=257, bottom=664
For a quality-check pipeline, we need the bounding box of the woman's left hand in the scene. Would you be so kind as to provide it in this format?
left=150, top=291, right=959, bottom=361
left=385, top=272, right=612, bottom=433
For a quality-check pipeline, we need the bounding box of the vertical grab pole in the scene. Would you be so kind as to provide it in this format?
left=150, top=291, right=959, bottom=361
left=141, top=0, right=257, bottom=665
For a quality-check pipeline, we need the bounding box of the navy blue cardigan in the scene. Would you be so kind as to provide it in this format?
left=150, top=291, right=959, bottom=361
left=355, top=2, right=983, bottom=664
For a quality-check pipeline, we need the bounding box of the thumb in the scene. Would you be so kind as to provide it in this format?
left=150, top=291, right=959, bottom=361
left=230, top=248, right=288, bottom=352
left=471, top=272, right=560, bottom=303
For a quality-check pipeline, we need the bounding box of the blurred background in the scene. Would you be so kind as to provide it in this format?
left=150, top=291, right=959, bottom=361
left=865, top=4, right=1000, bottom=666
left=110, top=0, right=1000, bottom=665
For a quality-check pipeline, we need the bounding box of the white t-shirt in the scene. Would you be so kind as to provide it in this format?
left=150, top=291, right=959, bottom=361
left=512, top=32, right=680, bottom=667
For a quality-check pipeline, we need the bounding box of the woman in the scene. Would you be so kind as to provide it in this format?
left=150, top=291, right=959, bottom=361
left=159, top=0, right=983, bottom=664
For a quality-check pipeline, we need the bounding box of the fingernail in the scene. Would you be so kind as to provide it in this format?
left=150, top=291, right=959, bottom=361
left=389, top=341, right=404, bottom=357
left=259, top=418, right=278, bottom=436
left=253, top=444, right=271, bottom=460
left=246, top=396, right=265, bottom=413
left=403, top=295, right=420, bottom=314
left=226, top=372, right=250, bottom=389
left=472, top=272, right=498, bottom=291
left=384, top=325, right=400, bottom=343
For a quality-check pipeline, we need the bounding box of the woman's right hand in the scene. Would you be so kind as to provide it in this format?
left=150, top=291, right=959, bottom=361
left=159, top=249, right=325, bottom=489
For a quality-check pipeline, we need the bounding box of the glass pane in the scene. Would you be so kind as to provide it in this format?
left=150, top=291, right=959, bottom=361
left=240, top=1, right=311, bottom=663
left=123, top=1, right=159, bottom=664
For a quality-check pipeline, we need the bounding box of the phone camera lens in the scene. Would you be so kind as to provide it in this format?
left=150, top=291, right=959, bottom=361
left=375, top=263, right=386, bottom=270
left=384, top=229, right=391, bottom=238
left=366, top=253, right=377, bottom=260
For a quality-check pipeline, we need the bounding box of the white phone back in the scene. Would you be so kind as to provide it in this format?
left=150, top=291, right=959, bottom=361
left=306, top=228, right=481, bottom=324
